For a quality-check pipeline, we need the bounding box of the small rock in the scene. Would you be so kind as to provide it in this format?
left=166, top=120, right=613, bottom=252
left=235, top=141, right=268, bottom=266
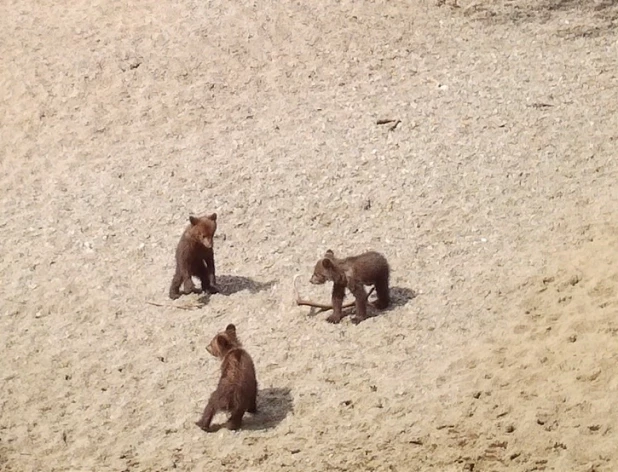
left=568, top=334, right=577, bottom=343
left=567, top=274, right=580, bottom=286
left=577, top=368, right=602, bottom=382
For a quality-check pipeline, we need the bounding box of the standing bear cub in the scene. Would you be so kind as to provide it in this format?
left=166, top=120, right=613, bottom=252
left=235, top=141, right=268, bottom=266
left=195, top=324, right=258, bottom=432
left=310, top=250, right=390, bottom=324
left=169, top=213, right=219, bottom=300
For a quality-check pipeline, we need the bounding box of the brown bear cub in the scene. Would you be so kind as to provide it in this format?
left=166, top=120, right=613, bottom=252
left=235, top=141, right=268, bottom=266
left=169, top=213, right=219, bottom=299
left=310, top=250, right=390, bottom=324
left=195, top=324, right=258, bottom=432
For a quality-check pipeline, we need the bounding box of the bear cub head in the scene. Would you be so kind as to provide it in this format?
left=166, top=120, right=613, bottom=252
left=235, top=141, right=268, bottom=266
left=310, top=249, right=337, bottom=285
left=187, top=213, right=217, bottom=249
left=206, top=324, right=241, bottom=358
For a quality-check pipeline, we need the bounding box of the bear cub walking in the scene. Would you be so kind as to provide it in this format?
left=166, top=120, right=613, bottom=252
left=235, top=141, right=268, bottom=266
left=310, top=250, right=390, bottom=324
left=195, top=324, right=258, bottom=432
left=169, top=213, right=219, bottom=299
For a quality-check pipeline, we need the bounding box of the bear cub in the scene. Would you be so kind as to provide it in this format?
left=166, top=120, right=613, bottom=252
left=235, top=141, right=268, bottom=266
left=169, top=213, right=219, bottom=299
left=195, top=324, right=258, bottom=432
left=310, top=250, right=390, bottom=324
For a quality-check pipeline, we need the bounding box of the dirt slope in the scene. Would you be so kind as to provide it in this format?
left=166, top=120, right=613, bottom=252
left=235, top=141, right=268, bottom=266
left=1, top=0, right=618, bottom=470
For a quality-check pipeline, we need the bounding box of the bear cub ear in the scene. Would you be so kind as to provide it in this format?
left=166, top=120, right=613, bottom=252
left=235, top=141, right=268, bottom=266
left=324, top=249, right=335, bottom=258
left=188, top=214, right=216, bottom=225
left=225, top=324, right=236, bottom=333
left=322, top=258, right=334, bottom=269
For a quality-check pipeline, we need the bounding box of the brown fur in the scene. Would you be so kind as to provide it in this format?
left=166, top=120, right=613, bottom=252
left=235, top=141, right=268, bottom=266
left=310, top=250, right=390, bottom=324
left=195, top=324, right=258, bottom=432
left=169, top=213, right=219, bottom=299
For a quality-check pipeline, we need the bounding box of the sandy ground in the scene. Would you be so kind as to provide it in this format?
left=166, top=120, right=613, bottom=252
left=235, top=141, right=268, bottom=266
left=2, top=0, right=618, bottom=470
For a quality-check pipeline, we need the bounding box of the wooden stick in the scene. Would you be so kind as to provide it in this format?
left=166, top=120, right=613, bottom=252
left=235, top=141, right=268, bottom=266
left=376, top=118, right=397, bottom=125
left=293, top=275, right=375, bottom=313
left=388, top=119, right=401, bottom=131
left=146, top=301, right=200, bottom=311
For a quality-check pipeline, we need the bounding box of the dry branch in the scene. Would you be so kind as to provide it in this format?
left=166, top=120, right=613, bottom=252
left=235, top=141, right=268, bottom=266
left=293, top=275, right=375, bottom=313
left=389, top=119, right=401, bottom=131
left=376, top=118, right=398, bottom=125
left=146, top=301, right=201, bottom=311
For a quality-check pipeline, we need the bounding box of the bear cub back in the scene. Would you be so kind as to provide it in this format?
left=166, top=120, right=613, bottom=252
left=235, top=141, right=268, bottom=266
left=311, top=250, right=390, bottom=288
left=196, top=324, right=258, bottom=431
